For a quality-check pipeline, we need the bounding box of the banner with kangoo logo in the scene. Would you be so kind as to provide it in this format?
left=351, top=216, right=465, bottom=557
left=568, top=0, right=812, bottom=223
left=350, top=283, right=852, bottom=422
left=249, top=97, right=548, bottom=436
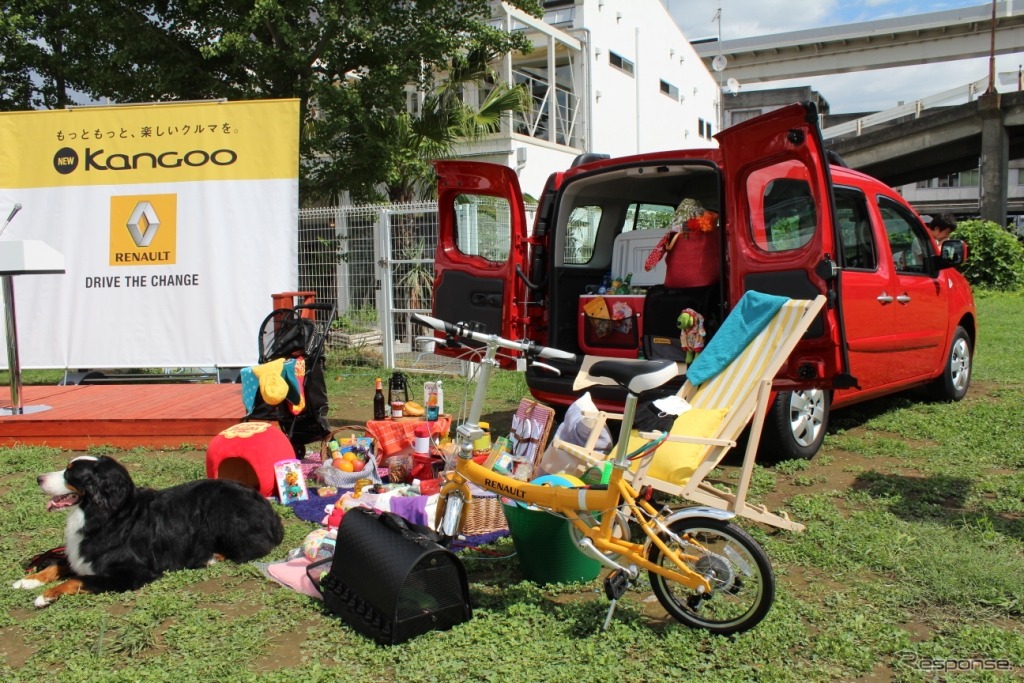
left=0, top=99, right=299, bottom=370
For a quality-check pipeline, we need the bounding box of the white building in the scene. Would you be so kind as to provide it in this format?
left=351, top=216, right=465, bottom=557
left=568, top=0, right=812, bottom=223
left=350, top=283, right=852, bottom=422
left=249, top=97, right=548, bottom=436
left=454, top=0, right=720, bottom=200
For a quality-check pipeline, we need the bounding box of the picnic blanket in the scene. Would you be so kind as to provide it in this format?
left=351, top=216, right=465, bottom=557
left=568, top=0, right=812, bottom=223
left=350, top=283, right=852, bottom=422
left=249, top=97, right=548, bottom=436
left=288, top=488, right=508, bottom=549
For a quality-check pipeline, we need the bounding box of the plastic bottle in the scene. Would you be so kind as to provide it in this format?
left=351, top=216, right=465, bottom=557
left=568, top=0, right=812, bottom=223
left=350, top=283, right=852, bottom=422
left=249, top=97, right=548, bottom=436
left=373, top=377, right=386, bottom=420
left=425, top=380, right=442, bottom=421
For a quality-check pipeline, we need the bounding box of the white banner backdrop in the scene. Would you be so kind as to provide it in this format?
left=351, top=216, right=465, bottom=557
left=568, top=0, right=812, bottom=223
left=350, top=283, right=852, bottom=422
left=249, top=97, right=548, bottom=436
left=0, top=99, right=299, bottom=370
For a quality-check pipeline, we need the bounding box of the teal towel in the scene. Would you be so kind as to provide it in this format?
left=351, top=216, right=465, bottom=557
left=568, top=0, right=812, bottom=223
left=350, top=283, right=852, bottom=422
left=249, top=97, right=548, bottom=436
left=241, top=366, right=258, bottom=413
left=686, top=291, right=789, bottom=386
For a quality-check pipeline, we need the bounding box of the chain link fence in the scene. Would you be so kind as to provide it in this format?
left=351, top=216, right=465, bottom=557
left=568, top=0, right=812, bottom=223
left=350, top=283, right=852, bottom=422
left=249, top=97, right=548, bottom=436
left=298, top=201, right=535, bottom=373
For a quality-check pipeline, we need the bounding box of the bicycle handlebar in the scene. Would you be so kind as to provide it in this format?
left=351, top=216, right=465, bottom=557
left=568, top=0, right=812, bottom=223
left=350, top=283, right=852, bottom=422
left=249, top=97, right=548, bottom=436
left=411, top=313, right=577, bottom=364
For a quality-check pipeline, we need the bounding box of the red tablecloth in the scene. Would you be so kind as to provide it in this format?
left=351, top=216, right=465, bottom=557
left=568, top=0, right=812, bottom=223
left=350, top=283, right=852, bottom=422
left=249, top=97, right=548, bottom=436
left=364, top=416, right=452, bottom=458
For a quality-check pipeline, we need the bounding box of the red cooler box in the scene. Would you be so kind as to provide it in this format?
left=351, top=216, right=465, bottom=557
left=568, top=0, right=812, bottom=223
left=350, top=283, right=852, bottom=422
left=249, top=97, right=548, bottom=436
left=578, top=295, right=645, bottom=358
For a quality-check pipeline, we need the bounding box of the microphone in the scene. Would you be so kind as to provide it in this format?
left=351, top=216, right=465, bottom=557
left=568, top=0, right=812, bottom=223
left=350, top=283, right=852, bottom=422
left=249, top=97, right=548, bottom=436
left=0, top=203, right=22, bottom=238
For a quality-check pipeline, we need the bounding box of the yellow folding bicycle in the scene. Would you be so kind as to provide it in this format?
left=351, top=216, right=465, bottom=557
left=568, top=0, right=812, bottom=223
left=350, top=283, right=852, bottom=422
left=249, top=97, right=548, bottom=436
left=413, top=314, right=774, bottom=635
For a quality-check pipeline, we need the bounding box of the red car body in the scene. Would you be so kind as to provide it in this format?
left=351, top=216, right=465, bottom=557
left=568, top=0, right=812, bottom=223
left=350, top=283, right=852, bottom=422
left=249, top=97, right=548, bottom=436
left=428, top=103, right=976, bottom=459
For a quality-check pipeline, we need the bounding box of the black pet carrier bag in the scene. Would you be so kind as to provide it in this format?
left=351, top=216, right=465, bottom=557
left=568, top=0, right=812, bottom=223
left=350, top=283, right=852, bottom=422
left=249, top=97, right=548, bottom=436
left=315, top=508, right=472, bottom=645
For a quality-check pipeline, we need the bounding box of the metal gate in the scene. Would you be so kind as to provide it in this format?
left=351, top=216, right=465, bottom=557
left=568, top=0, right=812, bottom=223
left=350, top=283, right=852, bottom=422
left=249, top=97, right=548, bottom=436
left=298, top=201, right=534, bottom=373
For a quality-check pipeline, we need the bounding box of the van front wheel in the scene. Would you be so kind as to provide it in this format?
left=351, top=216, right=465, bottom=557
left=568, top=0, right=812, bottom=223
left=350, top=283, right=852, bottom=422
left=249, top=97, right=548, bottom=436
left=761, top=389, right=829, bottom=461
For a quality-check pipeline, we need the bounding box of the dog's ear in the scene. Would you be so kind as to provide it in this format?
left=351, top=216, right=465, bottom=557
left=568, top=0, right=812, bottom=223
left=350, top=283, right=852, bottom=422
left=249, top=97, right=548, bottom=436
left=87, top=457, right=135, bottom=511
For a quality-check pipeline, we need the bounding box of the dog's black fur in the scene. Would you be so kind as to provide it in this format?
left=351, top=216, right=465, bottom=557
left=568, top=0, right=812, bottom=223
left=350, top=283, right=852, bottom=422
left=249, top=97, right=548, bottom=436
left=16, top=456, right=284, bottom=606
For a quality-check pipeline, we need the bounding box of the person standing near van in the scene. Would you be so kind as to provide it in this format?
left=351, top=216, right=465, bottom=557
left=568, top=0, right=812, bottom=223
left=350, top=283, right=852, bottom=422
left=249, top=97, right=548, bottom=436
left=926, top=213, right=957, bottom=244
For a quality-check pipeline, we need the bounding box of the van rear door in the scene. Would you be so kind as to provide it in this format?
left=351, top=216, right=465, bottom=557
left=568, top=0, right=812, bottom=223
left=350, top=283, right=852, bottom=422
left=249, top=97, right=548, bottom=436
left=715, top=101, right=850, bottom=386
left=430, top=161, right=531, bottom=368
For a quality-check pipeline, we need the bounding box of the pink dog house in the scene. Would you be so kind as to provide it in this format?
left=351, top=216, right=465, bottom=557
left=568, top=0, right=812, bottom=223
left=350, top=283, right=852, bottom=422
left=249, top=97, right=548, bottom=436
left=206, top=421, right=294, bottom=498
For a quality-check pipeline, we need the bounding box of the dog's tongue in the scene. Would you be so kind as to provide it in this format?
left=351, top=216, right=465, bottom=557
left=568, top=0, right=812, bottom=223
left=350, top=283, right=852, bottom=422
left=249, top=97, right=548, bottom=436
left=46, top=494, right=79, bottom=511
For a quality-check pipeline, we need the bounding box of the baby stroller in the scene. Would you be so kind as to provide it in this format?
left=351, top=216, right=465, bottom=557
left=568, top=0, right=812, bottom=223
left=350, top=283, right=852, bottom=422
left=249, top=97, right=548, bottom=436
left=246, top=301, right=336, bottom=457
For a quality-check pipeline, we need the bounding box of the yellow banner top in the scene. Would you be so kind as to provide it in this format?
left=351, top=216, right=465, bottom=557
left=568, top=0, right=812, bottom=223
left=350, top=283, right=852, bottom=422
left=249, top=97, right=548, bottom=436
left=0, top=99, right=299, bottom=188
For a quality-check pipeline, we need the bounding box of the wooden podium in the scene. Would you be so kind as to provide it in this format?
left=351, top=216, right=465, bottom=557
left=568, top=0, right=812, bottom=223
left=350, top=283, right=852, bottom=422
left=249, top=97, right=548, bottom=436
left=0, top=240, right=66, bottom=415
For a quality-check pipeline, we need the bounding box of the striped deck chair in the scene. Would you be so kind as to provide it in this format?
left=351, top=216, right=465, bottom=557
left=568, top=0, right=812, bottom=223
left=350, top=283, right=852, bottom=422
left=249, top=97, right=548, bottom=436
left=560, top=292, right=826, bottom=532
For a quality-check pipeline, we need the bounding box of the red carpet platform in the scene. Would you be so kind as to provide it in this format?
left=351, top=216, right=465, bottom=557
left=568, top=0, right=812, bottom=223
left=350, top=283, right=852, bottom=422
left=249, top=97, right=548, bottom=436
left=0, top=384, right=245, bottom=450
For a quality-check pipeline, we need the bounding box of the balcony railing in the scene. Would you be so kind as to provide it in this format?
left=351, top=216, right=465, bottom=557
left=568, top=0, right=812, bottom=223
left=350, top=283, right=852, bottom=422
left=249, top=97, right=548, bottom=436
left=512, top=68, right=581, bottom=148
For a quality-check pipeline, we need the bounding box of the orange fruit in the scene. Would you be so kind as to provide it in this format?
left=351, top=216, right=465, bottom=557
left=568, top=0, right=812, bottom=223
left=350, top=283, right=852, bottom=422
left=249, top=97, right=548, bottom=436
left=343, top=451, right=359, bottom=462
left=335, top=459, right=355, bottom=472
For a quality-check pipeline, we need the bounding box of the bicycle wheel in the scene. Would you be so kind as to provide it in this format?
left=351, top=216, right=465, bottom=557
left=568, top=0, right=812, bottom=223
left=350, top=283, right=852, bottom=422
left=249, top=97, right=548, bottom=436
left=647, top=517, right=774, bottom=635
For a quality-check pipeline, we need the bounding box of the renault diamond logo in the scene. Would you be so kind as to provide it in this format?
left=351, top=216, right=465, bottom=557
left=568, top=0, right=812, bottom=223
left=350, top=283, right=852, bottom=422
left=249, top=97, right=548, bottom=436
left=126, top=202, right=160, bottom=247
left=109, top=194, right=177, bottom=266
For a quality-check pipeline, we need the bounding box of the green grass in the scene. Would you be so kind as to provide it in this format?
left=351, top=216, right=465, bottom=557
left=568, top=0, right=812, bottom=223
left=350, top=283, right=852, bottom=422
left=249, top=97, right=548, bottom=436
left=1, top=292, right=1022, bottom=681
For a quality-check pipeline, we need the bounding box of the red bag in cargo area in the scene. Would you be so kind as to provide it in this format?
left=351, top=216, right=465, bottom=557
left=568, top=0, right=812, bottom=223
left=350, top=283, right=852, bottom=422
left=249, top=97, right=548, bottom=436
left=664, top=229, right=719, bottom=288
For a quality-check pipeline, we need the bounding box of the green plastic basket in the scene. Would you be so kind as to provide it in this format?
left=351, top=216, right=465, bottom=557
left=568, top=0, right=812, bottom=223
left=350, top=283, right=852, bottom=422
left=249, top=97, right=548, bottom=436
left=502, top=502, right=602, bottom=585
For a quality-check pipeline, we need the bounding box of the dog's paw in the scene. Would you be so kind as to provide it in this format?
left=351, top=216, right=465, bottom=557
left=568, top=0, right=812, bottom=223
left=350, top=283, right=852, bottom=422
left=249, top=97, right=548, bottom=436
left=34, top=594, right=55, bottom=608
left=12, top=578, right=44, bottom=590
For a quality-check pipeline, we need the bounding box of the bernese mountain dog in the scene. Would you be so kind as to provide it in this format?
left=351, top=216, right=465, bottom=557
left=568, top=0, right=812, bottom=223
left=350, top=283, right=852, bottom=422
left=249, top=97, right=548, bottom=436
left=13, top=455, right=285, bottom=607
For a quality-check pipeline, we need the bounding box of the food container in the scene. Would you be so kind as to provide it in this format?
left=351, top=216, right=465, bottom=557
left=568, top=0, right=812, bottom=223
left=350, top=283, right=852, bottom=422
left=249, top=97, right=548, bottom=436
left=386, top=452, right=413, bottom=483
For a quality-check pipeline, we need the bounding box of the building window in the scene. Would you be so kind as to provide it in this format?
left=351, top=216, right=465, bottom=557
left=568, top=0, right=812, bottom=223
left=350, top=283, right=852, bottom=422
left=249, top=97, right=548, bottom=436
left=609, top=51, right=635, bottom=76
left=698, top=118, right=713, bottom=140
left=659, top=80, right=680, bottom=100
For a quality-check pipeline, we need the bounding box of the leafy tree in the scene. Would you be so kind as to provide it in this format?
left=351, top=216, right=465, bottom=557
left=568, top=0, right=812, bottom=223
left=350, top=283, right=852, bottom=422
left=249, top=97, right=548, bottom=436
left=0, top=0, right=541, bottom=202
left=952, top=219, right=1024, bottom=291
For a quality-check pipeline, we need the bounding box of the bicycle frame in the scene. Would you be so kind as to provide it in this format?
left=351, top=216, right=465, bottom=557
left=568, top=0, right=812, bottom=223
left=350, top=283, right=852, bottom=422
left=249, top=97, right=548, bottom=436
left=435, top=332, right=713, bottom=595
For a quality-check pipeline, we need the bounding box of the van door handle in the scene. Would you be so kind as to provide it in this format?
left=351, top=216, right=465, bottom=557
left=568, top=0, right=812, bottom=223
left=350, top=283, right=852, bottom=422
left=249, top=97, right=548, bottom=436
left=877, top=292, right=894, bottom=304
left=896, top=294, right=911, bottom=304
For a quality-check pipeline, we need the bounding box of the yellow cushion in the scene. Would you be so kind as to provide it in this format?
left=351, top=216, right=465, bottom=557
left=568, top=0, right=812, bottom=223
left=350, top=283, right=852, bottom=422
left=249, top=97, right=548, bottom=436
left=626, top=407, right=730, bottom=483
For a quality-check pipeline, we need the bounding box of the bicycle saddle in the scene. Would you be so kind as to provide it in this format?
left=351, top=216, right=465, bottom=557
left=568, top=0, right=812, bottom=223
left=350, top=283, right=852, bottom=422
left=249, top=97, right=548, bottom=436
left=587, top=358, right=679, bottom=395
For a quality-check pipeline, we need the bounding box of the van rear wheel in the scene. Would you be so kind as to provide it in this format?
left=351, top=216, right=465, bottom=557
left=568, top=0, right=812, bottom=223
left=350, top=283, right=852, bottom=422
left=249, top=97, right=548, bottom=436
left=761, top=389, right=829, bottom=461
left=927, top=326, right=972, bottom=402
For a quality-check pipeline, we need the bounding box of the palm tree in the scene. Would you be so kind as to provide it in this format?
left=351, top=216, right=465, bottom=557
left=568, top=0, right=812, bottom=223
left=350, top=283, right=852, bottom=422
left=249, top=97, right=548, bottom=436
left=369, top=47, right=530, bottom=203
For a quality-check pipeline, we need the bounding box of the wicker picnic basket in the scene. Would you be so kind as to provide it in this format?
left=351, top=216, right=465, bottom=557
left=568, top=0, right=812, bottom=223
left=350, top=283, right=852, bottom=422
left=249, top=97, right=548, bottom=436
left=314, top=425, right=382, bottom=488
left=462, top=495, right=508, bottom=535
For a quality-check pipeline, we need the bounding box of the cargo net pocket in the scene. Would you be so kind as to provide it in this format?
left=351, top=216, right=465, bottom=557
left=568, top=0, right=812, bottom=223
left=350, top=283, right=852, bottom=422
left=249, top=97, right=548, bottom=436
left=583, top=314, right=639, bottom=349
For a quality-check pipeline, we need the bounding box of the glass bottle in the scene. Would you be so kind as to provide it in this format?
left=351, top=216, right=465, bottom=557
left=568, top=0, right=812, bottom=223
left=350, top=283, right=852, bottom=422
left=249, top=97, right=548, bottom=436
left=618, top=272, right=633, bottom=294
left=373, top=377, right=386, bottom=420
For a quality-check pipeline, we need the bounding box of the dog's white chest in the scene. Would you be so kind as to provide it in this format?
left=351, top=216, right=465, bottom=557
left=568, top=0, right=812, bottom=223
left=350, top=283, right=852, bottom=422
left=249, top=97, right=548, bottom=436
left=64, top=508, right=95, bottom=576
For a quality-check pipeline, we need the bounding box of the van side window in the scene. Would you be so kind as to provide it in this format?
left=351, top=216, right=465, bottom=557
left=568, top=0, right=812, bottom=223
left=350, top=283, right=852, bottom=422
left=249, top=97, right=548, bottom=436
left=878, top=197, right=931, bottom=275
left=746, top=160, right=817, bottom=252
left=835, top=187, right=877, bottom=270
left=565, top=205, right=602, bottom=264
left=622, top=203, right=675, bottom=232
left=452, top=194, right=512, bottom=262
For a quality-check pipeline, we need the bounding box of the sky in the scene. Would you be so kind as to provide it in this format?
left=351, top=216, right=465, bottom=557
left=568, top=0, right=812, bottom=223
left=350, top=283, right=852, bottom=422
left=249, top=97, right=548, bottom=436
left=663, top=0, right=1024, bottom=114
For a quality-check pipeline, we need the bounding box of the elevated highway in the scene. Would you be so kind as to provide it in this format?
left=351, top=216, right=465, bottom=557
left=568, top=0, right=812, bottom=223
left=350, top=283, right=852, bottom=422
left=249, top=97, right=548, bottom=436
left=825, top=91, right=1024, bottom=219
left=692, top=2, right=1024, bottom=222
left=695, top=1, right=1024, bottom=83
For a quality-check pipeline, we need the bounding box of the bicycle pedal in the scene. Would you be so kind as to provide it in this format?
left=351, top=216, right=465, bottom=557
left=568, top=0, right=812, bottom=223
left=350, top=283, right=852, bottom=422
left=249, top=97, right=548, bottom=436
left=603, top=569, right=630, bottom=601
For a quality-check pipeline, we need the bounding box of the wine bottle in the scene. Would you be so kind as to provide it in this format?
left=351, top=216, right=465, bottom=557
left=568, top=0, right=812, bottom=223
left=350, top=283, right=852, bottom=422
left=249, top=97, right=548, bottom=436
left=373, top=377, right=386, bottom=420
